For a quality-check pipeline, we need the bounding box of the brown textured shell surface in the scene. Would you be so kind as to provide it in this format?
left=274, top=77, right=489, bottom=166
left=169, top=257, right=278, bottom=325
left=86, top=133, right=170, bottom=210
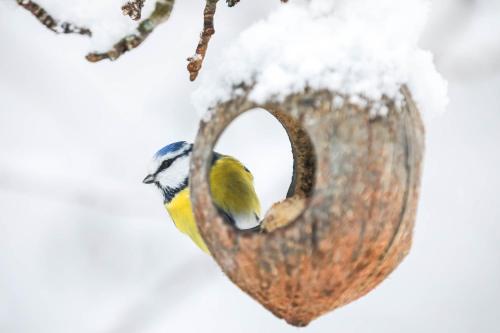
left=190, top=87, right=425, bottom=326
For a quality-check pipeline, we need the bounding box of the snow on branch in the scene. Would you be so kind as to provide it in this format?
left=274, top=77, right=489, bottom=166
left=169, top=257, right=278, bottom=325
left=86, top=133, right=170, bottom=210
left=16, top=0, right=91, bottom=36
left=86, top=0, right=174, bottom=62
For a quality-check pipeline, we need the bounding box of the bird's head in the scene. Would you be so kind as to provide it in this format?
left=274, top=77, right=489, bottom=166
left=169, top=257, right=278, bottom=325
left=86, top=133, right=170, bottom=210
left=143, top=141, right=193, bottom=202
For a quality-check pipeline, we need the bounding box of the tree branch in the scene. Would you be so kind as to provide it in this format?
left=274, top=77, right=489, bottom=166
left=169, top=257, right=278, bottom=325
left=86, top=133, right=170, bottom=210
left=187, top=0, right=218, bottom=81
left=16, top=0, right=91, bottom=36
left=17, top=0, right=289, bottom=76
left=86, top=0, right=174, bottom=62
left=122, top=0, right=146, bottom=21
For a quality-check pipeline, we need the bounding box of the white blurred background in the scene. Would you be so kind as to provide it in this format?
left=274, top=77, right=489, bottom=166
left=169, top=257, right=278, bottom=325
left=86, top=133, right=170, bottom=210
left=1, top=0, right=499, bottom=332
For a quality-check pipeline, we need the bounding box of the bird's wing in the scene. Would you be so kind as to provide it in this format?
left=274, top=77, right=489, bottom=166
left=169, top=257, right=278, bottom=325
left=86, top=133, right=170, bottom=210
left=210, top=154, right=261, bottom=230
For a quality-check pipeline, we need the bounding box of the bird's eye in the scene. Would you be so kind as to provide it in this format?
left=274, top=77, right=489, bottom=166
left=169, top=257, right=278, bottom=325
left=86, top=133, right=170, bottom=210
left=157, top=159, right=173, bottom=174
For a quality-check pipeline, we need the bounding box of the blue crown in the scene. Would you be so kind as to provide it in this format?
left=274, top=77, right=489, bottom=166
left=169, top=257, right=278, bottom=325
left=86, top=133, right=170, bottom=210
left=155, top=141, right=188, bottom=157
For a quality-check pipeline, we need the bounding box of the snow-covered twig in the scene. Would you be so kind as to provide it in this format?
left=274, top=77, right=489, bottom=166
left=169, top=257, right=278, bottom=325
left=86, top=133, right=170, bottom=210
left=187, top=0, right=218, bottom=81
left=15, top=0, right=91, bottom=37
left=122, top=0, right=146, bottom=21
left=86, top=0, right=174, bottom=62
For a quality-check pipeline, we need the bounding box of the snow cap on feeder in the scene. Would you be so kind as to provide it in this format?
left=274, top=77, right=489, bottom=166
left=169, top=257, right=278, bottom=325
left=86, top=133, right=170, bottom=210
left=192, top=0, right=448, bottom=122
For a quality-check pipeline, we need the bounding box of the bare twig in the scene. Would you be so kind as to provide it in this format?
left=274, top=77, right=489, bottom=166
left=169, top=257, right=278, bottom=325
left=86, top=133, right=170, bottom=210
left=86, top=0, right=174, bottom=62
left=18, top=0, right=288, bottom=76
left=227, top=0, right=287, bottom=6
left=16, top=0, right=91, bottom=36
left=187, top=0, right=288, bottom=81
left=187, top=0, right=219, bottom=81
left=226, top=0, right=240, bottom=6
left=122, top=0, right=146, bottom=21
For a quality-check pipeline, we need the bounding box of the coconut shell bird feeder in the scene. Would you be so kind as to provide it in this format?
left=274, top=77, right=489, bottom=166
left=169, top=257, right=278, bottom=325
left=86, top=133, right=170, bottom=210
left=190, top=86, right=424, bottom=326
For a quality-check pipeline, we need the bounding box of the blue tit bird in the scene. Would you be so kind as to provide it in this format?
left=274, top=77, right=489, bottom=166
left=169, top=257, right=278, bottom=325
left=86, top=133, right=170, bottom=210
left=143, top=141, right=261, bottom=253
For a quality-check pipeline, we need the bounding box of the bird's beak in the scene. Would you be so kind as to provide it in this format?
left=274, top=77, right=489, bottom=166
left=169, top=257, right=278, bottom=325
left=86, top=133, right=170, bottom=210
left=143, top=174, right=155, bottom=184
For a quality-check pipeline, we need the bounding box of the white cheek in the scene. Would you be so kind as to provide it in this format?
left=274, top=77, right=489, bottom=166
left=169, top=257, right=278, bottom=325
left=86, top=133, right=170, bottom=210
left=156, top=156, right=190, bottom=189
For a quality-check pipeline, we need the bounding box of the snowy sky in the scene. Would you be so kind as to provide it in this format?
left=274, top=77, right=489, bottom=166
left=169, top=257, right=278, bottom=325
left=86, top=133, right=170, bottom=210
left=1, top=0, right=499, bottom=332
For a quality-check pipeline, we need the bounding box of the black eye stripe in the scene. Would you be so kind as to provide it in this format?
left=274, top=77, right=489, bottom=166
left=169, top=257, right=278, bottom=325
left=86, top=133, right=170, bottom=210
left=157, top=159, right=173, bottom=173
left=154, top=146, right=193, bottom=176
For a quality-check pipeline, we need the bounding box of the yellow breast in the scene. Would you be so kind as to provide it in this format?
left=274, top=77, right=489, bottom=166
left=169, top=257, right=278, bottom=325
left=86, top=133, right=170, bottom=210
left=166, top=188, right=209, bottom=253
left=165, top=155, right=260, bottom=254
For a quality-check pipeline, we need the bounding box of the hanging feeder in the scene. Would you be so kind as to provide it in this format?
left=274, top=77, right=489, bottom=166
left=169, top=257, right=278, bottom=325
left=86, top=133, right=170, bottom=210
left=189, top=86, right=425, bottom=326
